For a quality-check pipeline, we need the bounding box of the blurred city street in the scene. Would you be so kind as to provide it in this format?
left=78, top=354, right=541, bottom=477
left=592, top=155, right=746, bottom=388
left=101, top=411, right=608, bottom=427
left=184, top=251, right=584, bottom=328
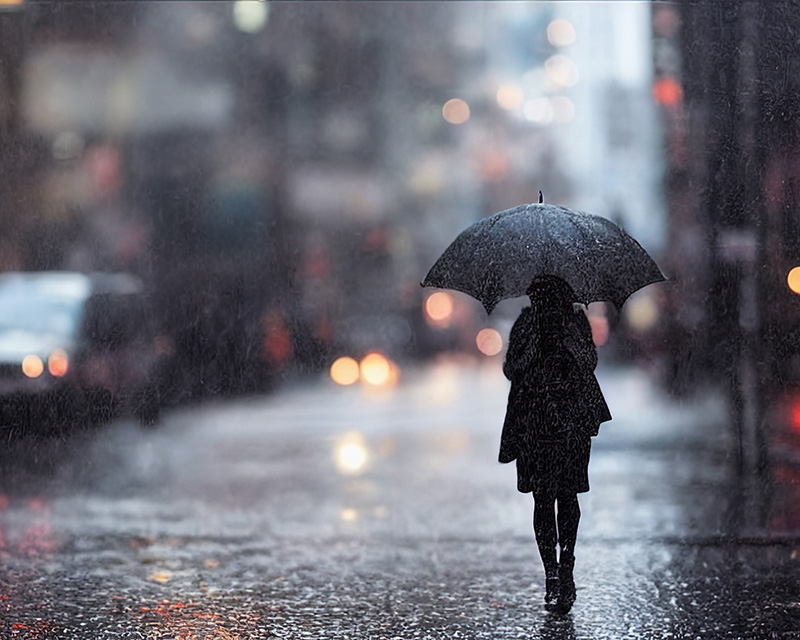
left=1, top=360, right=798, bottom=639
left=3, top=2, right=800, bottom=638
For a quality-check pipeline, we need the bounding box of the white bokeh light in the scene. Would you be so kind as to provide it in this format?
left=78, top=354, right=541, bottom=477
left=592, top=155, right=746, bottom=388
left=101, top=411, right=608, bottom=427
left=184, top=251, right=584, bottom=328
left=233, top=0, right=269, bottom=34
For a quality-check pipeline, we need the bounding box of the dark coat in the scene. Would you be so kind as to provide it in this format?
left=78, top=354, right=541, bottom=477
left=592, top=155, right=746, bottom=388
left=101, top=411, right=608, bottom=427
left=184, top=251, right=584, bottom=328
left=499, top=304, right=611, bottom=465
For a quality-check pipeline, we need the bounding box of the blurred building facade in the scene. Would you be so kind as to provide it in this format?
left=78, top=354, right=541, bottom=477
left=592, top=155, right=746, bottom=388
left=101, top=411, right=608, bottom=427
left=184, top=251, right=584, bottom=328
left=659, top=2, right=800, bottom=474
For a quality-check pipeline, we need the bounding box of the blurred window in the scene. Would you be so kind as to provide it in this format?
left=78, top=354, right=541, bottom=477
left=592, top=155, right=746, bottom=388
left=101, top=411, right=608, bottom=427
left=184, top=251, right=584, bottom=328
left=0, top=284, right=86, bottom=337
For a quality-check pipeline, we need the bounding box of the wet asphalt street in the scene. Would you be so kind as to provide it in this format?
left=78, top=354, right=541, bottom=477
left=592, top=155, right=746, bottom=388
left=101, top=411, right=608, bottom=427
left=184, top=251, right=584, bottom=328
left=1, top=359, right=799, bottom=639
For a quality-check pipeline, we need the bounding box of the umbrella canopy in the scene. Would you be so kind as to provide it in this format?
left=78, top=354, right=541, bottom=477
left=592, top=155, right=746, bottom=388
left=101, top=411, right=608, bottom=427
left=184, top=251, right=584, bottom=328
left=421, top=202, right=666, bottom=314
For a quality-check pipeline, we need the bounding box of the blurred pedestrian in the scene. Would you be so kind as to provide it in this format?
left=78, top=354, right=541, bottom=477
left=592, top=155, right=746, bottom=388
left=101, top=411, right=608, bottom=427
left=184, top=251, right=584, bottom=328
left=500, top=276, right=611, bottom=613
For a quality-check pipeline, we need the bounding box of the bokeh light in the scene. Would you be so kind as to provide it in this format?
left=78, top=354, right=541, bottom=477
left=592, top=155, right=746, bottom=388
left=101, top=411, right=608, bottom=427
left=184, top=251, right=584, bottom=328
left=788, top=267, right=800, bottom=294
left=790, top=398, right=800, bottom=434
left=47, top=350, right=69, bottom=377
left=232, top=0, right=269, bottom=34
left=359, top=352, right=398, bottom=386
left=496, top=84, right=524, bottom=111
left=653, top=77, right=683, bottom=106
left=550, top=96, right=575, bottom=123
left=625, top=293, right=659, bottom=332
left=330, top=356, right=360, bottom=386
left=523, top=97, right=554, bottom=125
left=334, top=432, right=369, bottom=475
left=544, top=54, right=579, bottom=88
left=442, top=98, right=471, bottom=125
left=339, top=507, right=359, bottom=522
left=337, top=444, right=367, bottom=472
left=476, top=328, right=503, bottom=356
left=22, top=355, right=44, bottom=378
left=547, top=19, right=577, bottom=47
left=424, top=291, right=454, bottom=326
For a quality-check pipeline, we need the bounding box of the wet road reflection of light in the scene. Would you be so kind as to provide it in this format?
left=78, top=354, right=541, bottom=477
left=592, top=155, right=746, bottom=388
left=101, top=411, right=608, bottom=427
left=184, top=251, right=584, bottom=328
left=334, top=431, right=369, bottom=475
left=4, top=362, right=792, bottom=638
left=410, top=358, right=464, bottom=407
left=0, top=496, right=59, bottom=558
left=339, top=507, right=359, bottom=522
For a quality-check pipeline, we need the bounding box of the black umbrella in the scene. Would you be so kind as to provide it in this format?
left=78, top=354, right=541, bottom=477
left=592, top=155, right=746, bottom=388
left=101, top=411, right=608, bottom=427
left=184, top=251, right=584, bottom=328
left=421, top=199, right=666, bottom=314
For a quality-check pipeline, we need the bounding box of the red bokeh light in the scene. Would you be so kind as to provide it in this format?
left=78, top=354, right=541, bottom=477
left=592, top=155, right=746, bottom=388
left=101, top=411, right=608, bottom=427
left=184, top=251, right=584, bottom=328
left=653, top=77, right=683, bottom=107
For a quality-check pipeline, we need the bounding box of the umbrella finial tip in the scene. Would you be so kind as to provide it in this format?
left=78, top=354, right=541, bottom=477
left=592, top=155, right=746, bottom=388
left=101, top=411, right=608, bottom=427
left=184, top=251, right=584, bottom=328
left=538, top=190, right=544, bottom=204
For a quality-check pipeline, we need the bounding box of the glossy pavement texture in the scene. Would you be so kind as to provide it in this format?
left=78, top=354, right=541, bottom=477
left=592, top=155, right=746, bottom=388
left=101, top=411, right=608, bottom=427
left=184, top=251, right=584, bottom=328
left=1, top=361, right=798, bottom=639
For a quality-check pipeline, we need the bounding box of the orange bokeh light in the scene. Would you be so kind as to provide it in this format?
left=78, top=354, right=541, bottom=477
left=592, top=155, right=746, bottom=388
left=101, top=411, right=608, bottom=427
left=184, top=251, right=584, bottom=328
left=48, top=351, right=69, bottom=377
left=330, top=356, right=360, bottom=386
left=476, top=328, right=503, bottom=356
left=424, top=291, right=454, bottom=325
left=22, top=355, right=44, bottom=378
left=360, top=353, right=398, bottom=387
left=788, top=267, right=800, bottom=294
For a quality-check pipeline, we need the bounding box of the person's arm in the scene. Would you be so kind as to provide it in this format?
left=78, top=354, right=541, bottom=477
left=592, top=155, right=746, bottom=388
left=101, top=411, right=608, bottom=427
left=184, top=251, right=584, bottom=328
left=503, top=310, right=532, bottom=380
left=566, top=308, right=598, bottom=371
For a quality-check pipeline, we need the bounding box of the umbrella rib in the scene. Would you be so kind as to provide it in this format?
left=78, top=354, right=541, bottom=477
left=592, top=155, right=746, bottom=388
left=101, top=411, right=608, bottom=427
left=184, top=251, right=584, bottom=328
left=563, top=208, right=600, bottom=303
left=473, top=212, right=501, bottom=304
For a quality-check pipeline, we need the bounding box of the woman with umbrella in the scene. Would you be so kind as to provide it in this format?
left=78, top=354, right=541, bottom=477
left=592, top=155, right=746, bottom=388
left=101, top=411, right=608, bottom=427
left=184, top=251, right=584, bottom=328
left=422, top=199, right=664, bottom=613
left=499, top=275, right=611, bottom=613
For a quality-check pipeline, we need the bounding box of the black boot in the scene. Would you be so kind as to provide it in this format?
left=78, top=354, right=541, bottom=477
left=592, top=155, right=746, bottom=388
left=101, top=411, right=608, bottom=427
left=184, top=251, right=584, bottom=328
left=555, top=553, right=576, bottom=613
left=544, top=565, right=560, bottom=610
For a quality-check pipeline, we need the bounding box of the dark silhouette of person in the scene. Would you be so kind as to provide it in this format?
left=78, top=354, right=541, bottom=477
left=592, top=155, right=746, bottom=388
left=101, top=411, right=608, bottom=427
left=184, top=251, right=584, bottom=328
left=500, top=275, right=611, bottom=613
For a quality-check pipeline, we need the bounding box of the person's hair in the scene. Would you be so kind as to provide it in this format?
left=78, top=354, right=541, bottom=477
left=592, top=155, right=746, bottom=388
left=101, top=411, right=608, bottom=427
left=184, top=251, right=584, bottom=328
left=526, top=276, right=577, bottom=316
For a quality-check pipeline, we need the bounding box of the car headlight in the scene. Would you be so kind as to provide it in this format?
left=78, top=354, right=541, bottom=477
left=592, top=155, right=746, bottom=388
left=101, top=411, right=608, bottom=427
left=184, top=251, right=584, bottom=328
left=22, top=355, right=44, bottom=378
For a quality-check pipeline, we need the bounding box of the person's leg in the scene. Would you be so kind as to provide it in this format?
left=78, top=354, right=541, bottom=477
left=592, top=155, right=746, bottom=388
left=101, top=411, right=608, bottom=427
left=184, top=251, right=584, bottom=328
left=533, top=493, right=557, bottom=569
left=533, top=493, right=559, bottom=603
left=556, top=493, right=580, bottom=556
left=555, top=493, right=580, bottom=611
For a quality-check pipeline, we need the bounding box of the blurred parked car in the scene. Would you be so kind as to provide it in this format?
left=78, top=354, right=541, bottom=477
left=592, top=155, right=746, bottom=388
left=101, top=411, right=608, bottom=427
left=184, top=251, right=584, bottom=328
left=0, top=271, right=167, bottom=431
